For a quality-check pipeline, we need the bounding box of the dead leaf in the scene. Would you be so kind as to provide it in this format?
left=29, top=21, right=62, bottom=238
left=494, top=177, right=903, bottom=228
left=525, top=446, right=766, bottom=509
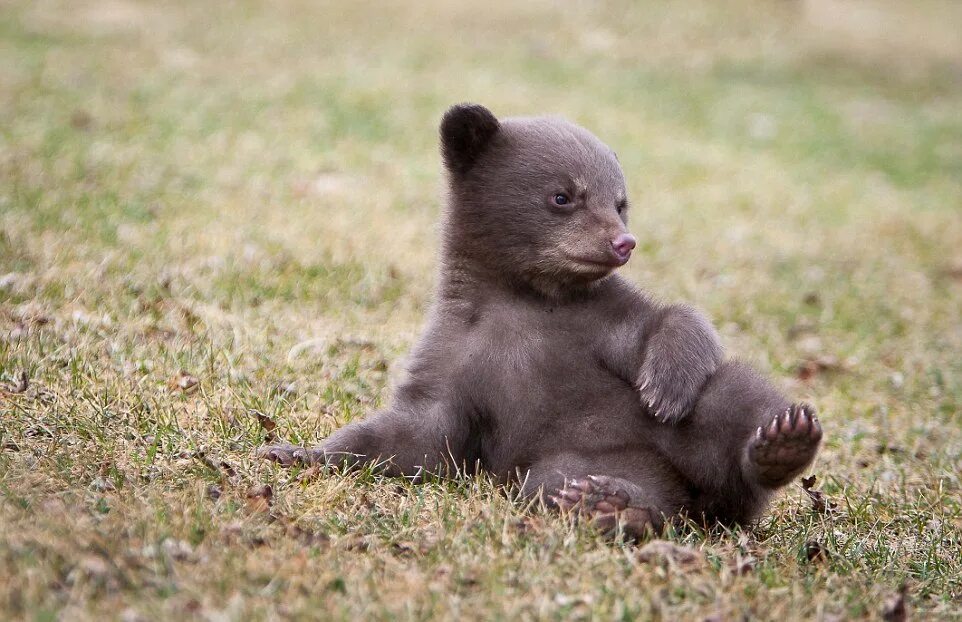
left=193, top=452, right=237, bottom=481
left=251, top=409, right=277, bottom=441
left=169, top=370, right=199, bottom=393
left=294, top=465, right=324, bottom=482
left=803, top=291, right=820, bottom=305
left=942, top=259, right=962, bottom=281
left=800, top=475, right=837, bottom=514
left=245, top=484, right=274, bottom=514
left=636, top=540, right=705, bottom=571
left=882, top=583, right=909, bottom=622
left=796, top=355, right=842, bottom=381
left=71, top=109, right=94, bottom=129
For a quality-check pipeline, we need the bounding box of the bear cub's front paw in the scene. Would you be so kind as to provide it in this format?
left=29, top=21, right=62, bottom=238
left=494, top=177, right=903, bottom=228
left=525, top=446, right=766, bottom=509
left=637, top=361, right=703, bottom=425
left=636, top=305, right=723, bottom=425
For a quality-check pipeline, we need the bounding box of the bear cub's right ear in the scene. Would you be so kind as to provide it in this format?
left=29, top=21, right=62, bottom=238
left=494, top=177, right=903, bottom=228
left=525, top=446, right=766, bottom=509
left=440, top=103, right=500, bottom=175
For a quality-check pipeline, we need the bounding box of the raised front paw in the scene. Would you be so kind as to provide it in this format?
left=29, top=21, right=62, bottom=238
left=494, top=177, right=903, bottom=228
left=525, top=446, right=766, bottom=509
left=550, top=475, right=657, bottom=540
left=637, top=361, right=705, bottom=425
left=748, top=403, right=823, bottom=488
left=255, top=443, right=325, bottom=467
left=636, top=305, right=722, bottom=425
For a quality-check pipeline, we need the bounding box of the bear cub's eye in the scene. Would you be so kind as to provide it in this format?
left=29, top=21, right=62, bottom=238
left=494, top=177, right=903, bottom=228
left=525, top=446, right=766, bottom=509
left=552, top=193, right=571, bottom=206
left=616, top=200, right=627, bottom=214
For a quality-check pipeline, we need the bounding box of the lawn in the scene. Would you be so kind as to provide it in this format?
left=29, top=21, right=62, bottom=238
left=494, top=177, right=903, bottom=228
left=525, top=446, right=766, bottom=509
left=2, top=0, right=961, bottom=619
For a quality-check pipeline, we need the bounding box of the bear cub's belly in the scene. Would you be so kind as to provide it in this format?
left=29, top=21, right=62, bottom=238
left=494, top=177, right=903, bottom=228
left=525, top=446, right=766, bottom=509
left=461, top=306, right=654, bottom=474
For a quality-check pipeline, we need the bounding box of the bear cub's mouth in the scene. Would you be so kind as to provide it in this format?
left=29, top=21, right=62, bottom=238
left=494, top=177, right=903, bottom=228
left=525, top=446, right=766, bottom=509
left=568, top=255, right=629, bottom=270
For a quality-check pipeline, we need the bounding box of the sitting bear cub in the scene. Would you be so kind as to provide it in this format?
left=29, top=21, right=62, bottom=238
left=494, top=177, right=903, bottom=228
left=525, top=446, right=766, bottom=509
left=259, top=104, right=823, bottom=538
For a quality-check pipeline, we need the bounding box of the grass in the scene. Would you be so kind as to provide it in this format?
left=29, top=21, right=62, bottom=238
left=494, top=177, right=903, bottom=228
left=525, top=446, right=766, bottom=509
left=2, top=0, right=961, bottom=619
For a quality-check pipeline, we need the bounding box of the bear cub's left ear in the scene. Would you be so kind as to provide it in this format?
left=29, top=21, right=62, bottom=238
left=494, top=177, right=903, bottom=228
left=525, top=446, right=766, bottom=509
left=440, top=103, right=500, bottom=175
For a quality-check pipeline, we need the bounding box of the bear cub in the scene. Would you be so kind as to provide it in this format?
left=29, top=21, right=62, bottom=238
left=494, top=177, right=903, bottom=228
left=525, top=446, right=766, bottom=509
left=258, top=104, right=823, bottom=538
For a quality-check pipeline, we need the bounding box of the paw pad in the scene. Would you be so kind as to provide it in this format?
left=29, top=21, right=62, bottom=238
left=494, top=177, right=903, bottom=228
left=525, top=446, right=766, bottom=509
left=550, top=475, right=656, bottom=540
left=749, top=403, right=823, bottom=487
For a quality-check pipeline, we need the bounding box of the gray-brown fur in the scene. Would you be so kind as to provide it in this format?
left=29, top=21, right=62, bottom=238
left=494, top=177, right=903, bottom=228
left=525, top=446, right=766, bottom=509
left=258, top=104, right=823, bottom=537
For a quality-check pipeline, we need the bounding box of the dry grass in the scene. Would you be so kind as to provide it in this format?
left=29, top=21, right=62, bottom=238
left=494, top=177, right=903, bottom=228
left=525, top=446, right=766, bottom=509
left=2, top=0, right=962, bottom=619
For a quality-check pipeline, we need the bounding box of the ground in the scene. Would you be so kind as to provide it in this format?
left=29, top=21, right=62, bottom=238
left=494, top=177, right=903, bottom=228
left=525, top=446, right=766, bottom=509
left=2, top=0, right=961, bottom=619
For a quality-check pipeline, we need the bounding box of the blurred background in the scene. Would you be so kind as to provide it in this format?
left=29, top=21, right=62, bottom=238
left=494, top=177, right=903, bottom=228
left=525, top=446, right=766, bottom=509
left=4, top=0, right=960, bottom=393
left=2, top=1, right=961, bottom=619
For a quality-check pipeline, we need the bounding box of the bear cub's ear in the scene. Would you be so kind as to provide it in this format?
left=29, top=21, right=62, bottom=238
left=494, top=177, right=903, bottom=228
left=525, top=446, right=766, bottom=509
left=440, top=103, right=500, bottom=175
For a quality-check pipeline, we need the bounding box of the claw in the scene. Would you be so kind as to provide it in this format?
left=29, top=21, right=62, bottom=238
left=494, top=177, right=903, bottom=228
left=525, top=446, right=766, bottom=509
left=776, top=413, right=789, bottom=434
left=750, top=403, right=824, bottom=487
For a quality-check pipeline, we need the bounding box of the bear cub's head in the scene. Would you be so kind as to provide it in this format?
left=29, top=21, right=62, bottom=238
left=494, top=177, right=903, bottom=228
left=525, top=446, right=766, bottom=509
left=439, top=103, right=635, bottom=297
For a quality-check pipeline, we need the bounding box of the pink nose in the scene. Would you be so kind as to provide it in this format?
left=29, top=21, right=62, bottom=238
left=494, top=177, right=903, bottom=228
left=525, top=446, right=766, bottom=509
left=611, top=233, right=637, bottom=260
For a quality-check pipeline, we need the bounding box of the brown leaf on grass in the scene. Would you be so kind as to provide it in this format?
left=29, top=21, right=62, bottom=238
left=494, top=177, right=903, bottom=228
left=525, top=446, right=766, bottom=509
left=245, top=484, right=274, bottom=513
left=169, top=370, right=199, bottom=393
left=941, top=259, right=962, bottom=281
left=803, top=291, right=820, bottom=305
left=70, top=109, right=94, bottom=129
left=882, top=583, right=909, bottom=622
left=635, top=540, right=705, bottom=571
left=193, top=452, right=237, bottom=481
left=250, top=409, right=277, bottom=441
left=294, top=465, right=324, bottom=482
left=796, top=355, right=843, bottom=381
left=800, top=475, right=838, bottom=514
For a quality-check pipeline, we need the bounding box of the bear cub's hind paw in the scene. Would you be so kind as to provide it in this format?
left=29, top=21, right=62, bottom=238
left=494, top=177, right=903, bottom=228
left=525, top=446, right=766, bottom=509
left=748, top=403, right=822, bottom=488
left=256, top=443, right=324, bottom=467
left=551, top=475, right=657, bottom=540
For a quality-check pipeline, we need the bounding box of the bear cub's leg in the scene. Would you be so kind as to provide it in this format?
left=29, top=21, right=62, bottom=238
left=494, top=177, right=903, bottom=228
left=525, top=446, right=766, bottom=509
left=257, top=402, right=469, bottom=478
left=746, top=403, right=822, bottom=488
